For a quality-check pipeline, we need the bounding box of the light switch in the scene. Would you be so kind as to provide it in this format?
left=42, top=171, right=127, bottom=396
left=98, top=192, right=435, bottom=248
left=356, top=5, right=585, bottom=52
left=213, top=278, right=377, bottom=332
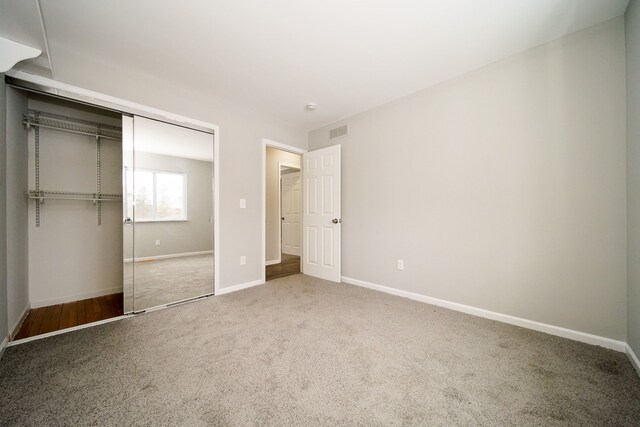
left=240, top=198, right=247, bottom=209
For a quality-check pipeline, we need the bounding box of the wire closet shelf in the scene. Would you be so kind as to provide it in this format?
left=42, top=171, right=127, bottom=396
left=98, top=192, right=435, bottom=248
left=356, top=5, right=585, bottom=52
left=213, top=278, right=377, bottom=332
left=26, top=190, right=122, bottom=203
left=22, top=111, right=122, bottom=141
left=23, top=110, right=123, bottom=226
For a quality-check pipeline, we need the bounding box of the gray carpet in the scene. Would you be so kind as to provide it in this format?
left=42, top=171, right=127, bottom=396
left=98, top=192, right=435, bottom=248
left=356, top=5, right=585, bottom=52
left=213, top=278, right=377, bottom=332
left=124, top=254, right=214, bottom=312
left=1, top=274, right=639, bottom=426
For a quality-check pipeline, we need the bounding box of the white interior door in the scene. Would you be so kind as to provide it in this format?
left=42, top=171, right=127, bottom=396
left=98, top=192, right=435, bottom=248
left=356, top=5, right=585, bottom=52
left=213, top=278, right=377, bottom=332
left=302, top=144, right=341, bottom=282
left=281, top=172, right=301, bottom=256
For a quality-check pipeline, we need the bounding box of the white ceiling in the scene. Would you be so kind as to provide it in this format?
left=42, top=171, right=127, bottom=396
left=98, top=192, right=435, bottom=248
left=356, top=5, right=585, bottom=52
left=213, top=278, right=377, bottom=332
left=1, top=0, right=630, bottom=130
left=0, top=0, right=50, bottom=72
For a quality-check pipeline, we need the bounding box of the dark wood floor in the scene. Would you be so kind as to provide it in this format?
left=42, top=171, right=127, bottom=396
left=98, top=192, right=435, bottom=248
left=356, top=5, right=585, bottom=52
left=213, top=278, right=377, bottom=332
left=266, top=253, right=301, bottom=281
left=13, top=293, right=124, bottom=341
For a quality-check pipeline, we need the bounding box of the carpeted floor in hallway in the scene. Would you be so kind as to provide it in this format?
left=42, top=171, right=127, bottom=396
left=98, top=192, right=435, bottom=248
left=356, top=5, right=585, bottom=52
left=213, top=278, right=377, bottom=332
left=1, top=274, right=639, bottom=425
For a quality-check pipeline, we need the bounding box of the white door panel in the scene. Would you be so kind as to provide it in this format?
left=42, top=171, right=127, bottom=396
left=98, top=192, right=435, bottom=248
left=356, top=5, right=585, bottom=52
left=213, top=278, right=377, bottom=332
left=282, top=172, right=301, bottom=256
left=303, top=145, right=341, bottom=282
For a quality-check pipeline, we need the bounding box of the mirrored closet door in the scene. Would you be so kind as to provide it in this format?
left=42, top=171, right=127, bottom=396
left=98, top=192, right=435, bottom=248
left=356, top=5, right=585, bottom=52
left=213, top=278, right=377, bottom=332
left=123, top=116, right=214, bottom=313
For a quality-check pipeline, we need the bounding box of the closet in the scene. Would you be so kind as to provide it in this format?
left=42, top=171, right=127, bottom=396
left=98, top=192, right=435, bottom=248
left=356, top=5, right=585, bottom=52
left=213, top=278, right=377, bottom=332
left=5, top=83, right=215, bottom=341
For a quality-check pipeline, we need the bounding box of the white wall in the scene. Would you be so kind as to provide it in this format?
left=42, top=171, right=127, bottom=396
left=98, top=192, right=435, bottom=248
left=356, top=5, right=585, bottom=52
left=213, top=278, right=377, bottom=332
left=0, top=74, right=8, bottom=345
left=27, top=96, right=123, bottom=307
left=5, top=87, right=29, bottom=334
left=49, top=57, right=307, bottom=289
left=627, top=0, right=640, bottom=356
left=265, top=147, right=301, bottom=263
left=309, top=18, right=627, bottom=340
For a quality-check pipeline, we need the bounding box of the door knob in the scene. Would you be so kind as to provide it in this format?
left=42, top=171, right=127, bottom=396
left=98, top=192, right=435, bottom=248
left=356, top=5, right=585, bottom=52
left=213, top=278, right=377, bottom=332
left=332, top=218, right=342, bottom=224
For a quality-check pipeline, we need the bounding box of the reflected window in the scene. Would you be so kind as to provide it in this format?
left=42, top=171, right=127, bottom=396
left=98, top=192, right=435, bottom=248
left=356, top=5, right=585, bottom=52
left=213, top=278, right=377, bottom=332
left=126, top=170, right=187, bottom=221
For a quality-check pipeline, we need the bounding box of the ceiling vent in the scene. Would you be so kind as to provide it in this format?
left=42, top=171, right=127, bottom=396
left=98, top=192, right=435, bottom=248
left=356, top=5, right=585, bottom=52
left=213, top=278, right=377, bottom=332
left=329, top=124, right=348, bottom=139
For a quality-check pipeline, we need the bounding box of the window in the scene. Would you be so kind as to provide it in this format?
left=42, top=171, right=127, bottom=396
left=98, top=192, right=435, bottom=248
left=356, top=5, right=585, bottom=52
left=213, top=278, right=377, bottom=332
left=125, top=170, right=187, bottom=221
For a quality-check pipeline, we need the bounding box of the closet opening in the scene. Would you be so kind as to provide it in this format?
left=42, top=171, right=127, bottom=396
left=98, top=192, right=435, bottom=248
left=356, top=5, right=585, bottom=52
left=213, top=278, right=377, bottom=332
left=8, top=89, right=125, bottom=340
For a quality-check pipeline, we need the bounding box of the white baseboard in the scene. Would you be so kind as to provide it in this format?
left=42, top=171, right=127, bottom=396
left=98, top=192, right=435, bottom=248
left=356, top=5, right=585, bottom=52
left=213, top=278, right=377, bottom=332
left=216, top=279, right=264, bottom=296
left=0, top=336, right=7, bottom=360
left=30, top=286, right=123, bottom=309
left=626, top=343, right=640, bottom=376
left=265, top=259, right=280, bottom=266
left=9, top=303, right=30, bottom=339
left=124, top=250, right=213, bottom=263
left=341, top=276, right=627, bottom=353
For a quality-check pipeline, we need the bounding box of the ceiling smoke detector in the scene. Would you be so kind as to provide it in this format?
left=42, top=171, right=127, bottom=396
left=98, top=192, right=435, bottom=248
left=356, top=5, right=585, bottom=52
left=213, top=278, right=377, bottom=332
left=305, top=103, right=317, bottom=111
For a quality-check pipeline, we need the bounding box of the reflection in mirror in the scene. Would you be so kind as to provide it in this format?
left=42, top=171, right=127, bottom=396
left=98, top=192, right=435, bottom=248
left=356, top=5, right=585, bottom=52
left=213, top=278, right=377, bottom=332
left=124, top=116, right=214, bottom=312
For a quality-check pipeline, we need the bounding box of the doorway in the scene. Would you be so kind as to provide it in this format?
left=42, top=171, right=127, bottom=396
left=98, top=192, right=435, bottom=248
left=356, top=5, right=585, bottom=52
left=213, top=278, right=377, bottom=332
left=262, top=139, right=343, bottom=284
left=264, top=145, right=302, bottom=281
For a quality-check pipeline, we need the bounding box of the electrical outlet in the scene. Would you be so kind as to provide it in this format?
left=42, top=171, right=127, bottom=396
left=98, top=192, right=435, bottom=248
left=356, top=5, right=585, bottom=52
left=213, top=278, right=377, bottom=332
left=239, top=199, right=247, bottom=209
left=397, top=260, right=404, bottom=270
left=155, top=240, right=161, bottom=246
left=240, top=256, right=246, bottom=265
